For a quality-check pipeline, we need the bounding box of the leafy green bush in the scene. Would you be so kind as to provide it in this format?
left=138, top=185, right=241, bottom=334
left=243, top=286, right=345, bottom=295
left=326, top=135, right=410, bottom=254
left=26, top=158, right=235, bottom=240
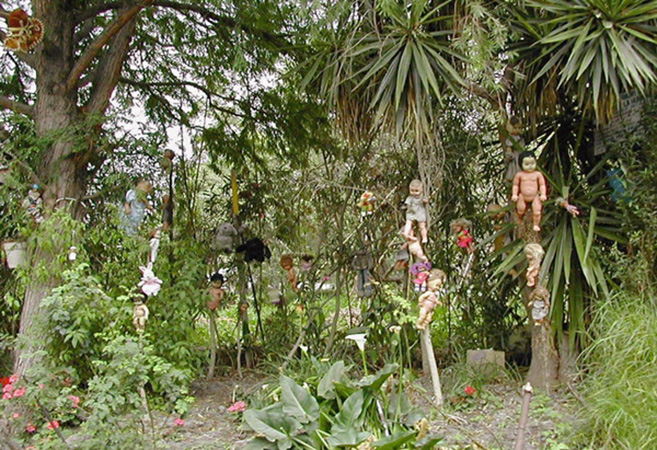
left=577, top=292, right=657, bottom=448
left=242, top=357, right=441, bottom=449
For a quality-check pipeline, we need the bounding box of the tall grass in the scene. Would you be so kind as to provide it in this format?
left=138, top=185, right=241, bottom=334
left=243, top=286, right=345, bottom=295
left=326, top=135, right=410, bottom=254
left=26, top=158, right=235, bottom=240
left=578, top=291, right=657, bottom=449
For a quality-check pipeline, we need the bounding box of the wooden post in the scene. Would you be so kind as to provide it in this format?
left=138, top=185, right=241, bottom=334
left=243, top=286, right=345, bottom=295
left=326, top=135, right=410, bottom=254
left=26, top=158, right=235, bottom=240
left=514, top=382, right=533, bottom=450
left=421, top=327, right=443, bottom=407
left=208, top=310, right=217, bottom=379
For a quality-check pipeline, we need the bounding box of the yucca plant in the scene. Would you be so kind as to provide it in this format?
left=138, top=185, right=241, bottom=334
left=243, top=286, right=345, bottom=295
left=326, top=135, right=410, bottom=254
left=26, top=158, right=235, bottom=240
left=509, top=0, right=657, bottom=122
left=491, top=117, right=625, bottom=347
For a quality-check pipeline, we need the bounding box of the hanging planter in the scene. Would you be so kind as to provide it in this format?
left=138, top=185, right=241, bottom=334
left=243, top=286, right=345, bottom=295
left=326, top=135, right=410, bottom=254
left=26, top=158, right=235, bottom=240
left=2, top=240, right=27, bottom=269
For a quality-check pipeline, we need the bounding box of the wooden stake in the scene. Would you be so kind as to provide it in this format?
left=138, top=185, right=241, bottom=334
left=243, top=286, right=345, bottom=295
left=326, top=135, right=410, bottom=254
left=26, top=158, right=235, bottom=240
left=421, top=327, right=443, bottom=407
left=514, top=382, right=533, bottom=450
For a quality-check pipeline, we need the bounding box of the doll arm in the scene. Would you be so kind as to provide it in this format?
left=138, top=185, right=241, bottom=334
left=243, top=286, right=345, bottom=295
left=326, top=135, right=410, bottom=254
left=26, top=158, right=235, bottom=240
left=538, top=173, right=547, bottom=201
left=511, top=173, right=521, bottom=202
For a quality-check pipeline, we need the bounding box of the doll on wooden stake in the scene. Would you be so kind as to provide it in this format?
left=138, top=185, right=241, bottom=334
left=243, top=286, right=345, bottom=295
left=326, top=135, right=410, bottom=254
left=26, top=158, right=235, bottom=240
left=524, top=243, right=544, bottom=288
left=207, top=272, right=225, bottom=311
left=416, top=269, right=446, bottom=330
left=403, top=179, right=429, bottom=243
left=410, top=261, right=432, bottom=293
left=512, top=152, right=547, bottom=231
left=133, top=300, right=149, bottom=333
left=357, top=191, right=376, bottom=217
left=352, top=249, right=374, bottom=298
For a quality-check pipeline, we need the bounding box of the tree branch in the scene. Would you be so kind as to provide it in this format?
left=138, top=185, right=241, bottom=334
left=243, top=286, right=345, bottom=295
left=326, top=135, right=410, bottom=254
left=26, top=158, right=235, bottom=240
left=66, top=1, right=152, bottom=93
left=151, top=1, right=293, bottom=51
left=76, top=1, right=127, bottom=23
left=86, top=11, right=140, bottom=114
left=0, top=95, right=35, bottom=117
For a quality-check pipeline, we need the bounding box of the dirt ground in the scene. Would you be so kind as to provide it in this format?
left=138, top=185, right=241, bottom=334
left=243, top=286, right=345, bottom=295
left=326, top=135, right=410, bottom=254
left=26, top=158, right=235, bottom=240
left=159, top=371, right=579, bottom=450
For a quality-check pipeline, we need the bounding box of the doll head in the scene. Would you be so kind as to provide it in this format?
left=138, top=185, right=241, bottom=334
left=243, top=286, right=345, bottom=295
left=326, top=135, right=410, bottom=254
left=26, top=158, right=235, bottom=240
left=410, top=261, right=432, bottom=276
left=450, top=218, right=472, bottom=234
left=136, top=178, right=153, bottom=193
left=506, top=116, right=522, bottom=135
left=529, top=285, right=549, bottom=303
left=524, top=243, right=544, bottom=263
left=518, top=151, right=537, bottom=172
left=409, top=179, right=423, bottom=197
left=426, top=269, right=446, bottom=291
left=163, top=150, right=175, bottom=161
left=280, top=254, right=294, bottom=271
left=209, top=272, right=224, bottom=288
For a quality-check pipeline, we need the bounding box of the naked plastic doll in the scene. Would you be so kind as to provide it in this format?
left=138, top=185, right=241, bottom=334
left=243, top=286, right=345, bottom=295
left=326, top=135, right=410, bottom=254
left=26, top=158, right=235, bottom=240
left=403, top=179, right=429, bottom=243
left=416, top=269, right=446, bottom=330
left=207, top=272, right=225, bottom=311
left=512, top=152, right=547, bottom=231
left=280, top=254, right=298, bottom=292
left=528, top=285, right=550, bottom=326
left=524, top=243, right=544, bottom=288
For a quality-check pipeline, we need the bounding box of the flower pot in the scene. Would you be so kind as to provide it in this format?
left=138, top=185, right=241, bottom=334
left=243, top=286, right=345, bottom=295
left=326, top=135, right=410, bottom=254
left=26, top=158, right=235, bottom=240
left=2, top=241, right=27, bottom=269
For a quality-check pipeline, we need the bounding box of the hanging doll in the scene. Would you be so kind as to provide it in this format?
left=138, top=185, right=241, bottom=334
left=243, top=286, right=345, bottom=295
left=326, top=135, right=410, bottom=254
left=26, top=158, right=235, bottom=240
left=148, top=227, right=161, bottom=266
left=236, top=238, right=271, bottom=262
left=3, top=9, right=44, bottom=53
left=410, top=261, right=432, bottom=293
left=524, top=243, right=544, bottom=288
left=450, top=218, right=475, bottom=253
left=207, top=272, right=225, bottom=311
left=512, top=151, right=547, bottom=231
left=556, top=197, right=580, bottom=217
left=300, top=254, right=314, bottom=272
left=121, top=179, right=154, bottom=236
left=403, top=179, right=429, bottom=243
left=132, top=300, right=150, bottom=333
left=162, top=194, right=174, bottom=231
left=280, top=254, right=299, bottom=292
left=416, top=269, right=446, bottom=330
left=22, top=184, right=44, bottom=223
left=503, top=116, right=525, bottom=182
left=214, top=222, right=238, bottom=253
left=528, top=285, right=550, bottom=326
left=160, top=150, right=175, bottom=172
left=486, top=203, right=510, bottom=252
left=138, top=265, right=162, bottom=297
left=351, top=249, right=374, bottom=298
left=357, top=191, right=376, bottom=217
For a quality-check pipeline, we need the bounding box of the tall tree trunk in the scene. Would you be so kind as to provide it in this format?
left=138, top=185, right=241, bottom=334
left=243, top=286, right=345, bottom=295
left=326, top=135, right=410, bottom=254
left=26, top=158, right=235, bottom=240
left=523, top=289, right=559, bottom=391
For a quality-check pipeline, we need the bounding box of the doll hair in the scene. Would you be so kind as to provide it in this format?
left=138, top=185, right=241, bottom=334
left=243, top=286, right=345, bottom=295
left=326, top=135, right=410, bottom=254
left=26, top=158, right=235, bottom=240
left=524, top=243, right=544, bottom=261
left=409, top=179, right=423, bottom=191
left=517, top=151, right=536, bottom=167
left=449, top=218, right=472, bottom=234
left=210, top=272, right=224, bottom=285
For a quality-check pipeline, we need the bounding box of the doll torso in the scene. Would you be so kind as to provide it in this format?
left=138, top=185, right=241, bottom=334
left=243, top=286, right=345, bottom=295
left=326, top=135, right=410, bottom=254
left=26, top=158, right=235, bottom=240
left=405, top=195, right=427, bottom=222
left=516, top=170, right=544, bottom=201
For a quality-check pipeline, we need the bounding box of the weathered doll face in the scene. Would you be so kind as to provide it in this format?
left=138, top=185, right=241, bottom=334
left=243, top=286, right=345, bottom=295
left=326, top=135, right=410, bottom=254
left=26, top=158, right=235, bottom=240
left=522, top=157, right=537, bottom=172
left=409, top=185, right=423, bottom=197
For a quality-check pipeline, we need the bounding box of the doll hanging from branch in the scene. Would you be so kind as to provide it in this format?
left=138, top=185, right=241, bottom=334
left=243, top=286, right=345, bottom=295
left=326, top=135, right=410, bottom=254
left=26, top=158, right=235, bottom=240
left=410, top=261, right=432, bottom=293
left=503, top=116, right=525, bottom=182
left=351, top=249, right=374, bottom=298
left=133, top=297, right=149, bottom=333
left=403, top=179, right=429, bottom=243
left=207, top=272, right=225, bottom=311
left=280, top=254, right=298, bottom=292
left=512, top=152, right=548, bottom=231
left=524, top=243, right=544, bottom=288
left=416, top=269, right=446, bottom=330
left=357, top=191, right=376, bottom=217
left=450, top=218, right=475, bottom=254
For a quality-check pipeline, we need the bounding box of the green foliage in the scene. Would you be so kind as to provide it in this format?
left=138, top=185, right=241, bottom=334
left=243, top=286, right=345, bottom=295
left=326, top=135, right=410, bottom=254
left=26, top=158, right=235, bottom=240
left=243, top=357, right=441, bottom=449
left=576, top=292, right=657, bottom=448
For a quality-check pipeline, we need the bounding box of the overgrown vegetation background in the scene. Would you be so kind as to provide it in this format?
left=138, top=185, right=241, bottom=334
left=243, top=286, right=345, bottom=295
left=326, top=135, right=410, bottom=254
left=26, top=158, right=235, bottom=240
left=0, top=0, right=656, bottom=448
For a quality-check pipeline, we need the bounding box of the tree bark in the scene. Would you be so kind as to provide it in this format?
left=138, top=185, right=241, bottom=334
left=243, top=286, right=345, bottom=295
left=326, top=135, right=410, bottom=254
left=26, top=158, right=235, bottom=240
left=523, top=288, right=559, bottom=391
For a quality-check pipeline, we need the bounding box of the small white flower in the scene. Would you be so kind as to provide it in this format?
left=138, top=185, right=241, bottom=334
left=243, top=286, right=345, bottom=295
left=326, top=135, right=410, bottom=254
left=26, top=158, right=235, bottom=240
left=346, top=333, right=367, bottom=352
left=299, top=344, right=308, bottom=353
left=389, top=325, right=401, bottom=334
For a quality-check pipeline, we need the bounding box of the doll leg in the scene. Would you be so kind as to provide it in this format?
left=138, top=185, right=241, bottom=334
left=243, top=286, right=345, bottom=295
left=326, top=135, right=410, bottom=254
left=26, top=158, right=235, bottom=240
left=515, top=196, right=527, bottom=219
left=531, top=197, right=543, bottom=231
left=418, top=221, right=428, bottom=243
left=403, top=220, right=416, bottom=241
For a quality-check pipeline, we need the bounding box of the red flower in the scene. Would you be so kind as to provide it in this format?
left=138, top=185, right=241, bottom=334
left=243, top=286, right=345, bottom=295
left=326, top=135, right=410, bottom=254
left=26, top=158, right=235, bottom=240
left=47, top=420, right=60, bottom=430
left=228, top=401, right=247, bottom=413
left=173, top=418, right=185, bottom=427
left=25, top=424, right=37, bottom=433
left=464, top=385, right=477, bottom=396
left=68, top=395, right=80, bottom=408
left=0, top=377, right=10, bottom=387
